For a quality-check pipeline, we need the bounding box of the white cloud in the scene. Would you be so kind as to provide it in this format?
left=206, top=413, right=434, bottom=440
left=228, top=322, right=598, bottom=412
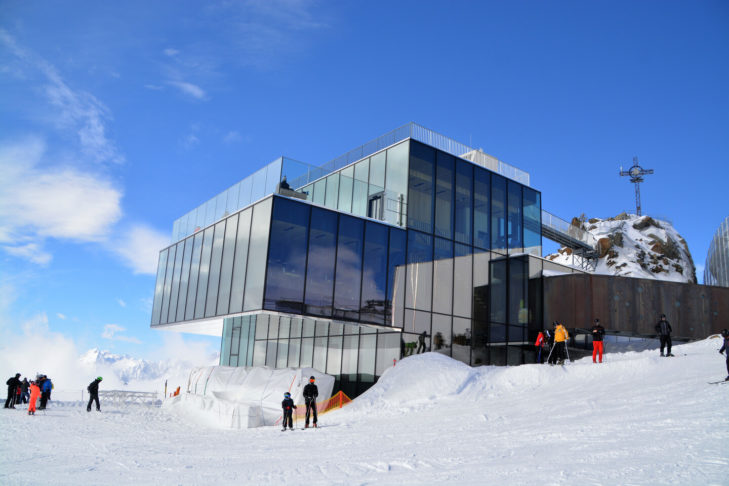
left=223, top=130, right=242, bottom=143
left=0, top=138, right=123, bottom=251
left=117, top=298, right=127, bottom=308
left=167, top=80, right=207, bottom=100
left=56, top=313, right=66, bottom=320
left=163, top=48, right=180, bottom=57
left=102, top=323, right=142, bottom=344
left=182, top=133, right=200, bottom=149
left=110, top=223, right=170, bottom=275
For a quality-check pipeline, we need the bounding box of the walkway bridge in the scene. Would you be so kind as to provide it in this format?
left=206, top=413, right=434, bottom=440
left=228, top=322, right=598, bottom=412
left=541, top=210, right=599, bottom=271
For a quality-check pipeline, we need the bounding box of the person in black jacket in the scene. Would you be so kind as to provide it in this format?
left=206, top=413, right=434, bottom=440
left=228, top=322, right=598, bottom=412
left=281, top=392, right=297, bottom=430
left=719, top=329, right=729, bottom=382
left=655, top=314, right=673, bottom=357
left=303, top=376, right=318, bottom=428
left=591, top=318, right=606, bottom=364
left=5, top=373, right=21, bottom=409
left=21, top=378, right=29, bottom=404
left=87, top=376, right=102, bottom=412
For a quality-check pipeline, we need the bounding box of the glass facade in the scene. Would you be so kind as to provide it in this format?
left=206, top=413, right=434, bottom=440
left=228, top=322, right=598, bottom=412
left=153, top=137, right=544, bottom=396
left=705, top=216, right=729, bottom=287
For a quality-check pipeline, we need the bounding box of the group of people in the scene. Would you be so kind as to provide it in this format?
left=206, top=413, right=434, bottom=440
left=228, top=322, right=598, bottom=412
left=280, top=375, right=319, bottom=431
left=5, top=374, right=53, bottom=415
left=534, top=313, right=681, bottom=365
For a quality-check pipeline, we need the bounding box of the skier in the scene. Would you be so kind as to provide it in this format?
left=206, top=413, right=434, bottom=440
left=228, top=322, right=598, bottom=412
left=87, top=376, right=102, bottom=412
left=591, top=318, right=606, bottom=363
left=5, top=373, right=21, bottom=409
left=655, top=314, right=673, bottom=357
left=417, top=331, right=427, bottom=354
left=39, top=375, right=53, bottom=410
left=281, top=391, right=297, bottom=431
left=549, top=321, right=570, bottom=365
left=719, top=329, right=729, bottom=382
left=303, top=376, right=318, bottom=428
left=534, top=329, right=547, bottom=363
left=27, top=380, right=41, bottom=415
left=21, top=378, right=29, bottom=404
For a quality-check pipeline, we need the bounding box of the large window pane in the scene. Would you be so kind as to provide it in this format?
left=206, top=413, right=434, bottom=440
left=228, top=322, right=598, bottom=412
left=369, top=151, right=386, bottom=195
left=407, top=141, right=435, bottom=233
left=313, top=336, right=328, bottom=372
left=326, top=335, right=343, bottom=376
left=229, top=209, right=252, bottom=314
left=324, top=173, right=339, bottom=210
left=194, top=227, right=214, bottom=319
left=453, top=244, right=472, bottom=318
left=434, top=151, right=454, bottom=239
left=167, top=242, right=185, bottom=323
left=433, top=238, right=453, bottom=315
left=304, top=208, right=337, bottom=316
left=491, top=175, right=507, bottom=253
left=205, top=221, right=226, bottom=317
left=360, top=222, right=388, bottom=325
left=473, top=250, right=491, bottom=323
left=352, top=159, right=369, bottom=217
left=384, top=141, right=409, bottom=227
left=406, top=231, right=433, bottom=312
left=432, top=314, right=452, bottom=357
left=313, top=178, right=326, bottom=206
left=264, top=198, right=310, bottom=313
left=244, top=198, right=272, bottom=311
left=455, top=160, right=473, bottom=244
left=151, top=249, right=168, bottom=325
left=452, top=317, right=471, bottom=364
left=184, top=233, right=204, bottom=321
left=375, top=333, right=399, bottom=376
left=509, top=257, right=528, bottom=326
left=474, top=168, right=490, bottom=249
left=333, top=215, right=364, bottom=320
left=175, top=237, right=194, bottom=322
left=507, top=181, right=523, bottom=252
left=160, top=245, right=176, bottom=324
left=300, top=337, right=314, bottom=368
left=338, top=166, right=354, bottom=213
left=490, top=257, right=507, bottom=324
left=386, top=229, right=407, bottom=326
left=216, top=214, right=238, bottom=315
left=523, top=188, right=541, bottom=256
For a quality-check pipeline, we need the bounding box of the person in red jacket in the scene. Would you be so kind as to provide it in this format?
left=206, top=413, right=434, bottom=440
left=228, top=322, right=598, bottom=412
left=534, top=329, right=549, bottom=363
left=28, top=381, right=41, bottom=415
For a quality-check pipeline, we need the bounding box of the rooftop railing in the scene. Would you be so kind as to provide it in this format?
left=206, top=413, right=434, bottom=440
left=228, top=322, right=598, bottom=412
left=541, top=210, right=598, bottom=250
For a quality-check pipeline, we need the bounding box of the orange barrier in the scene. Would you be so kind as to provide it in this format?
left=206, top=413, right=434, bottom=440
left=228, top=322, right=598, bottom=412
left=275, top=391, right=352, bottom=425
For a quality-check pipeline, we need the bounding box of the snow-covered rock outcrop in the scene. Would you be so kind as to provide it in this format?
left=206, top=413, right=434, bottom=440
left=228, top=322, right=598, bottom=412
left=546, top=213, right=696, bottom=283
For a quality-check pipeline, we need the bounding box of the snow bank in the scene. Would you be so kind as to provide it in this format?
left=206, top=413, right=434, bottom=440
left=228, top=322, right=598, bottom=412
left=164, top=366, right=334, bottom=429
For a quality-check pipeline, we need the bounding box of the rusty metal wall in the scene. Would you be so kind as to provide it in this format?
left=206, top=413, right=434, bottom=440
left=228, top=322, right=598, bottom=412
left=543, top=274, right=729, bottom=340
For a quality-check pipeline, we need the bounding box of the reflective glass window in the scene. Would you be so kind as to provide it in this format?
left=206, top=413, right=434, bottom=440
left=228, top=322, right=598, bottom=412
left=472, top=320, right=489, bottom=366
left=255, top=314, right=269, bottom=339
left=160, top=245, right=176, bottom=324
left=288, top=338, right=301, bottom=368
left=194, top=227, right=214, bottom=319
left=265, top=158, right=283, bottom=197
left=360, top=222, right=388, bottom=325
left=315, top=320, right=329, bottom=337
left=238, top=177, right=252, bottom=208
left=338, top=166, right=354, bottom=213
left=251, top=167, right=267, bottom=202
left=491, top=175, right=507, bottom=253
left=369, top=151, right=386, bottom=195
left=244, top=198, right=272, bottom=311
left=216, top=214, right=238, bottom=315
left=434, top=151, right=454, bottom=239
left=473, top=168, right=490, bottom=249
left=302, top=318, right=315, bottom=337
left=313, top=336, right=328, bottom=372
left=229, top=209, right=252, bottom=314
left=403, top=309, right=431, bottom=340
left=333, top=215, right=364, bottom=320
left=358, top=332, right=376, bottom=392
left=265, top=341, right=277, bottom=367
left=290, top=318, right=302, bottom=339
left=453, top=244, right=472, bottom=318
left=432, top=314, right=452, bottom=357
left=352, top=159, right=369, bottom=217
left=433, top=238, right=453, bottom=315
left=300, top=337, right=314, bottom=368
left=253, top=340, right=267, bottom=367
left=151, top=249, right=168, bottom=325
left=205, top=221, right=226, bottom=317
left=176, top=237, right=194, bottom=322
left=264, top=198, right=310, bottom=313
left=452, top=317, right=471, bottom=363
left=490, top=257, right=507, bottom=324
left=302, top=184, right=313, bottom=201
left=324, top=173, right=339, bottom=209
left=386, top=229, right=407, bottom=326
left=406, top=231, right=433, bottom=312
left=313, top=178, right=326, bottom=205
left=454, top=160, right=473, bottom=245
left=509, top=257, right=528, bottom=326
left=277, top=339, right=289, bottom=368
left=184, top=232, right=204, bottom=320
left=326, top=335, right=343, bottom=376
left=384, top=141, right=409, bottom=227
left=304, top=207, right=337, bottom=317
left=167, top=242, right=185, bottom=323
left=375, top=333, right=400, bottom=375
left=246, top=315, right=256, bottom=366
left=268, top=315, right=279, bottom=339
left=507, top=181, right=523, bottom=252
left=279, top=316, right=290, bottom=339
left=523, top=188, right=541, bottom=256
left=408, top=141, right=435, bottom=233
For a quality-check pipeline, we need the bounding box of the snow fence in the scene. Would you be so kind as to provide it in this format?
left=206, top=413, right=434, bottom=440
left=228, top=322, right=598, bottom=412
left=167, top=366, right=334, bottom=429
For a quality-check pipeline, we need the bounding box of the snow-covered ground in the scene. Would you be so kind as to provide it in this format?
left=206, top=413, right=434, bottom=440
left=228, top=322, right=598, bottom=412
left=2, top=337, right=727, bottom=485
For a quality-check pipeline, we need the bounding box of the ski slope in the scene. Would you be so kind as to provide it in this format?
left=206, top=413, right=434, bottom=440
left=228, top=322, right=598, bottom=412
left=1, top=337, right=727, bottom=485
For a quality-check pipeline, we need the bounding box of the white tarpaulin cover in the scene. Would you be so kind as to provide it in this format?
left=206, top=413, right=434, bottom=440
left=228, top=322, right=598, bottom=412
left=165, top=366, right=334, bottom=429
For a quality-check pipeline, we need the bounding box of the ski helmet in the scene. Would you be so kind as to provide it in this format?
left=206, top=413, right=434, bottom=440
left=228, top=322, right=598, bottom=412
left=97, top=376, right=103, bottom=381
left=722, top=329, right=729, bottom=338
left=309, top=376, right=315, bottom=382
left=284, top=392, right=291, bottom=398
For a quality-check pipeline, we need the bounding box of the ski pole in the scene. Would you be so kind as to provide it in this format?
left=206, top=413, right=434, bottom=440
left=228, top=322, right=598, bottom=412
left=546, top=342, right=556, bottom=363
left=565, top=339, right=571, bottom=362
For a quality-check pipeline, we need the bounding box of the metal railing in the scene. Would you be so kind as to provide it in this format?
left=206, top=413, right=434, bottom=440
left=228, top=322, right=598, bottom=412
left=541, top=210, right=598, bottom=249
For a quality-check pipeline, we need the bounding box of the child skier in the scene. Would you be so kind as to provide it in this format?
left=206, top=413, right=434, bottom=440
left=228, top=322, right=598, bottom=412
left=281, top=392, right=297, bottom=431
left=28, top=381, right=41, bottom=415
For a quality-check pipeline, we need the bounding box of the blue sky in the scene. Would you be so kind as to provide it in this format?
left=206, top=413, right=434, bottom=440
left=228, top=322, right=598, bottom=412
left=1, top=1, right=727, bottom=361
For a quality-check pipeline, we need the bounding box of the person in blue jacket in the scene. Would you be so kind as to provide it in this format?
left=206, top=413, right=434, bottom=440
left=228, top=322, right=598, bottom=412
left=281, top=392, right=297, bottom=430
left=39, top=375, right=53, bottom=410
left=719, top=329, right=729, bottom=382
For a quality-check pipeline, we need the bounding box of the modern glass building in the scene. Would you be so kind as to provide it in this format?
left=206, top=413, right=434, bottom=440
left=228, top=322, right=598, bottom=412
left=151, top=123, right=560, bottom=397
left=705, top=216, right=729, bottom=287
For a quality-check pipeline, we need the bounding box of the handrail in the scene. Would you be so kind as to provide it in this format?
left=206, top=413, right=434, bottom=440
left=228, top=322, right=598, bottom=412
left=541, top=210, right=598, bottom=249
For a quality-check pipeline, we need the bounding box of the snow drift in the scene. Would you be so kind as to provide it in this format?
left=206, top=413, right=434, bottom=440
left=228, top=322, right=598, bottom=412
left=164, top=366, right=334, bottom=429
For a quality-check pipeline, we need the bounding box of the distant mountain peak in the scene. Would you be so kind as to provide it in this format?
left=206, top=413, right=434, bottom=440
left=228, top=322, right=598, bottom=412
left=546, top=213, right=697, bottom=283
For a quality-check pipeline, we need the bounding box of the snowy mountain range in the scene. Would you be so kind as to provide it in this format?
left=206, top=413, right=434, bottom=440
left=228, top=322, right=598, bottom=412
left=546, top=213, right=697, bottom=283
